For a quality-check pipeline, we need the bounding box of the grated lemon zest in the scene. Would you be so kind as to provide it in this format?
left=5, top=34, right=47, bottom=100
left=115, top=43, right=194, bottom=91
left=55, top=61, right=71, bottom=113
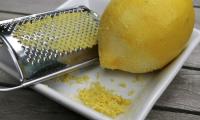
left=79, top=82, right=131, bottom=117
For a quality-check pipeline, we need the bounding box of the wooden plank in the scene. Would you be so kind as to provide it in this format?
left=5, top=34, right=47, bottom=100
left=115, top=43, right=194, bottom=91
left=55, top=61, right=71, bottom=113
left=155, top=69, right=200, bottom=112
left=0, top=0, right=66, bottom=14
left=0, top=89, right=88, bottom=120
left=0, top=13, right=24, bottom=20
left=147, top=110, right=200, bottom=120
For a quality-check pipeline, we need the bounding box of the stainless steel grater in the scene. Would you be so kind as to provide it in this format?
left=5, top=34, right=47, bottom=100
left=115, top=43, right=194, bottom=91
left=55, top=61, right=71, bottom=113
left=0, top=6, right=99, bottom=91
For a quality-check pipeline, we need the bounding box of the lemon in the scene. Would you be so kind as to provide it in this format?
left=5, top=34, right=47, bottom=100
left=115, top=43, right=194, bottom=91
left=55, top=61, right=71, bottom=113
left=98, top=0, right=195, bottom=73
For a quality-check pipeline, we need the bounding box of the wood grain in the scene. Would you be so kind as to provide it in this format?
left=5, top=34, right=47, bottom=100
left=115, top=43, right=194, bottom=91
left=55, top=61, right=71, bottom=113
left=0, top=0, right=66, bottom=14
left=0, top=89, right=88, bottom=120
left=155, top=69, right=200, bottom=112
left=147, top=110, right=200, bottom=120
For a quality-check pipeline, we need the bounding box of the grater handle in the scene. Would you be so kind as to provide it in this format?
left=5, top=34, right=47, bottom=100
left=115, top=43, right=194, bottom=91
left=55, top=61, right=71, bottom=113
left=0, top=58, right=99, bottom=91
left=0, top=84, right=27, bottom=91
left=0, top=79, right=41, bottom=91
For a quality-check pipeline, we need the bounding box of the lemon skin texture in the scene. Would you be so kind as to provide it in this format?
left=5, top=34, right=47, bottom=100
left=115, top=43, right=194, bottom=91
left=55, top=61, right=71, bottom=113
left=98, top=0, right=195, bottom=73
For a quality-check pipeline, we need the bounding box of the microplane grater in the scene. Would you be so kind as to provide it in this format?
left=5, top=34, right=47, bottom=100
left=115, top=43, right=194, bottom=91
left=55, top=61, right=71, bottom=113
left=0, top=6, right=99, bottom=91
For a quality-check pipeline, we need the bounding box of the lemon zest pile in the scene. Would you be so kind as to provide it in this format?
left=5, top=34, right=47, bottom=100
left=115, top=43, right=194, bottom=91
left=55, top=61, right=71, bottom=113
left=79, top=82, right=131, bottom=117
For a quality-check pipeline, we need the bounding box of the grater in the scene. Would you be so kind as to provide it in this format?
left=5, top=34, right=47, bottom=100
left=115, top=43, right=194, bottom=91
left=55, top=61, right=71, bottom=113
left=0, top=6, right=99, bottom=91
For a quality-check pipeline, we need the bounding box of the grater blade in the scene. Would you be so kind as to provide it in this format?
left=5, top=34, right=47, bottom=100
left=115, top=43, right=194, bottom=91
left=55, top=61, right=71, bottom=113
left=0, top=6, right=99, bottom=91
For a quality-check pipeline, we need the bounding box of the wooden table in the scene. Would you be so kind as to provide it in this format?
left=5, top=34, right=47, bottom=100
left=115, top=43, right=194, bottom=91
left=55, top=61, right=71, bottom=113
left=0, top=0, right=199, bottom=120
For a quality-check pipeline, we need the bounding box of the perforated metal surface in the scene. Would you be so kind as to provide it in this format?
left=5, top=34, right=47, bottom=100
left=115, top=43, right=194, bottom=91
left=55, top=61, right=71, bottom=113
left=10, top=7, right=99, bottom=64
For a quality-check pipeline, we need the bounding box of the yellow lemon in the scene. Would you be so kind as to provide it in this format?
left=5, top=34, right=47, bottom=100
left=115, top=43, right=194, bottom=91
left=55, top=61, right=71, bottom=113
left=98, top=0, right=195, bottom=73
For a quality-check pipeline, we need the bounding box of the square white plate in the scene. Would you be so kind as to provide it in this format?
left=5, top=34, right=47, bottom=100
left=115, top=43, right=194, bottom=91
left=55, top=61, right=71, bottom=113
left=32, top=0, right=200, bottom=120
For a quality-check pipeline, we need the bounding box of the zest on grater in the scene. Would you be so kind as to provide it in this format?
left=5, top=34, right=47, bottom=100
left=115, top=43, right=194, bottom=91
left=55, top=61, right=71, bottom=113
left=0, top=6, right=99, bottom=91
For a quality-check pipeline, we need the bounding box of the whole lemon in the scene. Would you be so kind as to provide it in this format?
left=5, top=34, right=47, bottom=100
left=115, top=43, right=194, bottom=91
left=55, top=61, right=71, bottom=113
left=98, top=0, right=195, bottom=73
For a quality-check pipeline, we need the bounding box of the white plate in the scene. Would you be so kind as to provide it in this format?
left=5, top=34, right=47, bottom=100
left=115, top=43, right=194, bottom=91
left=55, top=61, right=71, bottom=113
left=32, top=0, right=200, bottom=120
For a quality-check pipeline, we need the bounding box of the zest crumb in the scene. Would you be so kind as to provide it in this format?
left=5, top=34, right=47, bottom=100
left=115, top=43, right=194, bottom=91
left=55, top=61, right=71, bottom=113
left=128, top=90, right=135, bottom=96
left=110, top=78, right=115, bottom=83
left=132, top=75, right=145, bottom=83
left=78, top=82, right=131, bottom=117
left=76, top=75, right=90, bottom=83
left=57, top=74, right=89, bottom=84
left=96, top=72, right=100, bottom=80
left=119, top=82, right=127, bottom=88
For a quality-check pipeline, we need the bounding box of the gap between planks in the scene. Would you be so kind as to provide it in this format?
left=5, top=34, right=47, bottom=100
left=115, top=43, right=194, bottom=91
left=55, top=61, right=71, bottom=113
left=153, top=105, right=200, bottom=116
left=0, top=10, right=29, bottom=15
left=155, top=69, right=200, bottom=113
left=147, top=110, right=200, bottom=120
